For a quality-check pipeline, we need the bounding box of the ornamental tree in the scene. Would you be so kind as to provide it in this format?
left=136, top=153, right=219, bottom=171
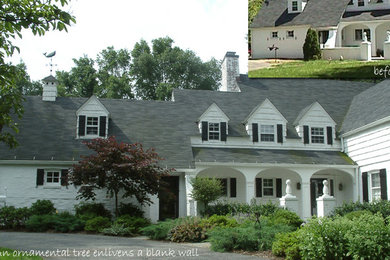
left=303, top=28, right=322, bottom=60
left=69, top=136, right=170, bottom=216
left=190, top=177, right=223, bottom=213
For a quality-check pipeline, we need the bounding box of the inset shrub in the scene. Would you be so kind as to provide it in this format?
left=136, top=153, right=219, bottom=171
left=74, top=202, right=112, bottom=221
left=30, top=200, right=56, bottom=215
left=271, top=209, right=303, bottom=228
left=141, top=218, right=183, bottom=240
left=84, top=216, right=111, bottom=233
left=102, top=223, right=134, bottom=237
left=0, top=206, right=31, bottom=229
left=272, top=231, right=301, bottom=260
left=114, top=215, right=150, bottom=234
left=118, top=203, right=144, bottom=217
left=169, top=217, right=208, bottom=242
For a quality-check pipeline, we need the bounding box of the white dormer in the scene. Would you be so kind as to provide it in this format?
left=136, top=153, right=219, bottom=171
left=76, top=95, right=110, bottom=139
left=198, top=103, right=230, bottom=142
left=244, top=99, right=287, bottom=143
left=288, top=0, right=307, bottom=13
left=294, top=102, right=336, bottom=145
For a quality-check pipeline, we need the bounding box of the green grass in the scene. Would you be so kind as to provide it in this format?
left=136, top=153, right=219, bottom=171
left=0, top=248, right=43, bottom=260
left=248, top=59, right=390, bottom=80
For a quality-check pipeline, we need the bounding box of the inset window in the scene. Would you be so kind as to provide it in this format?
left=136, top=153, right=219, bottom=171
left=86, top=117, right=98, bottom=135
left=260, top=125, right=275, bottom=142
left=209, top=123, right=220, bottom=140
left=311, top=127, right=324, bottom=143
left=263, top=179, right=274, bottom=196
left=271, top=31, right=278, bottom=38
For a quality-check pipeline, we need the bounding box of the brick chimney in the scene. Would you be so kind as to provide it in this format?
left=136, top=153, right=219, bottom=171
left=42, top=75, right=58, bottom=101
left=220, top=51, right=240, bottom=92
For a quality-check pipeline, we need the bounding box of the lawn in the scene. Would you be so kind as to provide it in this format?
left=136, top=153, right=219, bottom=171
left=0, top=248, right=43, bottom=260
left=248, top=59, right=390, bottom=80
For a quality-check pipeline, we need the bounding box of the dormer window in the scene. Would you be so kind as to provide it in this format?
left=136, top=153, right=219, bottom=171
left=260, top=125, right=275, bottom=142
left=86, top=117, right=99, bottom=135
left=358, top=0, right=364, bottom=6
left=201, top=121, right=227, bottom=142
left=292, top=1, right=298, bottom=11
left=209, top=123, right=220, bottom=140
left=311, top=127, right=324, bottom=143
left=303, top=125, right=333, bottom=145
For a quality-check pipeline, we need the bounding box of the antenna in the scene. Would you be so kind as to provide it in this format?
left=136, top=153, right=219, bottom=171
left=43, top=51, right=57, bottom=75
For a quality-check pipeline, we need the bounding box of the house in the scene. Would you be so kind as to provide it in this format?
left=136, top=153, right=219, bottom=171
left=249, top=0, right=390, bottom=59
left=0, top=52, right=389, bottom=222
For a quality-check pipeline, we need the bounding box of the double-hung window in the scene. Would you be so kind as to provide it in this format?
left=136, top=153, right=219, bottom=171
left=260, top=125, right=275, bottom=142
left=370, top=172, right=381, bottom=201
left=209, top=123, right=220, bottom=140
left=46, top=171, right=60, bottom=186
left=263, top=179, right=274, bottom=196
left=86, top=117, right=99, bottom=135
left=311, top=127, right=324, bottom=143
left=292, top=1, right=298, bottom=11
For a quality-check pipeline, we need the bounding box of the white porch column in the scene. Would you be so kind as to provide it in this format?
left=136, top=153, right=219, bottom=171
left=185, top=173, right=197, bottom=216
left=240, top=168, right=261, bottom=204
left=368, top=24, right=377, bottom=57
left=297, top=169, right=313, bottom=221
left=336, top=24, right=346, bottom=47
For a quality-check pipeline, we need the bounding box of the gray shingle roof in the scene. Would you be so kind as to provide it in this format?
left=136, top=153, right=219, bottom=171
left=0, top=76, right=376, bottom=168
left=193, top=147, right=356, bottom=165
left=342, top=9, right=390, bottom=22
left=250, top=0, right=350, bottom=28
left=341, top=80, right=390, bottom=134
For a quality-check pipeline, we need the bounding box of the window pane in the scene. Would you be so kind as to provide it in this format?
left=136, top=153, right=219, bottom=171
left=260, top=125, right=274, bottom=142
left=87, top=127, right=98, bottom=135
left=263, top=179, right=274, bottom=196
left=311, top=127, right=324, bottom=143
left=209, top=123, right=220, bottom=140
left=261, top=134, right=275, bottom=142
left=371, top=173, right=380, bottom=188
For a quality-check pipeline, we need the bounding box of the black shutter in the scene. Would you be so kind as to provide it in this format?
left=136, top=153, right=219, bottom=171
left=78, top=115, right=86, bottom=136
left=36, top=169, right=44, bottom=186
left=220, top=178, right=227, bottom=196
left=99, top=116, right=107, bottom=137
left=256, top=178, right=262, bottom=197
left=252, top=123, right=259, bottom=142
left=327, top=126, right=333, bottom=145
left=276, top=178, right=282, bottom=198
left=330, top=179, right=334, bottom=196
left=303, top=125, right=309, bottom=144
left=277, top=124, right=283, bottom=143
left=221, top=122, right=227, bottom=142
left=201, top=121, right=208, bottom=141
left=230, top=178, right=236, bottom=198
left=61, top=169, right=68, bottom=186
left=380, top=169, right=388, bottom=200
left=362, top=172, right=368, bottom=202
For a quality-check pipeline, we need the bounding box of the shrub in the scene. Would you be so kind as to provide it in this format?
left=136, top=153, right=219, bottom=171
left=84, top=216, right=111, bottom=233
left=271, top=209, right=303, bottom=228
left=26, top=214, right=55, bottom=232
left=141, top=218, right=184, bottom=240
left=332, top=200, right=390, bottom=219
left=102, top=223, right=134, bottom=237
left=114, top=215, right=150, bottom=234
left=199, top=214, right=238, bottom=229
left=169, top=217, right=208, bottom=242
left=303, top=28, right=321, bottom=60
left=118, top=202, right=144, bottom=217
left=74, top=202, right=112, bottom=221
left=52, top=212, right=84, bottom=232
left=190, top=177, right=223, bottom=212
left=272, top=231, right=301, bottom=260
left=0, top=206, right=31, bottom=229
left=30, top=200, right=56, bottom=215
left=343, top=210, right=372, bottom=220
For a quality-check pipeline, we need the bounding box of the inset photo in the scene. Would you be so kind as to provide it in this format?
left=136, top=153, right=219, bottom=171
left=248, top=0, right=390, bottom=79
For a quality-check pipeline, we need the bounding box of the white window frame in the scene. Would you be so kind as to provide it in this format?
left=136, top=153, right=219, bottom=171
left=86, top=116, right=99, bottom=136
left=263, top=178, right=274, bottom=197
left=260, top=124, right=275, bottom=142
left=292, top=1, right=298, bottom=11
left=369, top=171, right=381, bottom=202
left=311, top=127, right=325, bottom=144
left=287, top=30, right=294, bottom=38
left=208, top=122, right=220, bottom=141
left=45, top=170, right=61, bottom=187
left=358, top=0, right=365, bottom=6
left=271, top=31, right=278, bottom=38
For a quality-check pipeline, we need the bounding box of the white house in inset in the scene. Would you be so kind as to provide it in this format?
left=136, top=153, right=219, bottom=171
left=250, top=0, right=390, bottom=59
left=0, top=52, right=389, bottom=222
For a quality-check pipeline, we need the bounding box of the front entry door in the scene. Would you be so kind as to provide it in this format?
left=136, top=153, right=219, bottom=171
left=310, top=178, right=326, bottom=216
left=159, top=176, right=179, bottom=220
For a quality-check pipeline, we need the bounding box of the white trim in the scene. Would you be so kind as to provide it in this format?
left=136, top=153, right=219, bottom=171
left=245, top=98, right=288, bottom=124
left=342, top=116, right=390, bottom=137
left=76, top=95, right=109, bottom=115
left=194, top=161, right=358, bottom=169
left=0, top=160, right=75, bottom=166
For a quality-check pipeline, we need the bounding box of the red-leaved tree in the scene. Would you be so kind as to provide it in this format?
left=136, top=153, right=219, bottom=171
left=69, top=136, right=170, bottom=216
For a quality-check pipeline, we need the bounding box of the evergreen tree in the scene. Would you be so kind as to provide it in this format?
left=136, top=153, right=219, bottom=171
left=303, top=28, right=321, bottom=60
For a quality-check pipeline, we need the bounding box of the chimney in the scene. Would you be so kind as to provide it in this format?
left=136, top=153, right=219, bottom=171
left=221, top=51, right=240, bottom=92
left=42, top=75, right=58, bottom=101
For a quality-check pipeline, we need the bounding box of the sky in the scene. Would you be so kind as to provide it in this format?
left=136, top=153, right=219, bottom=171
left=8, top=0, right=248, bottom=81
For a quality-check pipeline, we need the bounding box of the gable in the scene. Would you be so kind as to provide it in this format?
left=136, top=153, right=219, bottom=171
left=198, top=103, right=230, bottom=123
left=295, top=101, right=336, bottom=127
left=76, top=95, right=109, bottom=116
left=245, top=98, right=287, bottom=124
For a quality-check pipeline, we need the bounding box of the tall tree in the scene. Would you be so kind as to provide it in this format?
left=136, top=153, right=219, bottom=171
left=0, top=0, right=75, bottom=148
left=131, top=37, right=221, bottom=101
left=14, top=61, right=43, bottom=96
left=69, top=136, right=170, bottom=216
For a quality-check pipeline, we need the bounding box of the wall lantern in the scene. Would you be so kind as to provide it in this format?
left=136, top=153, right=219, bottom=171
left=339, top=183, right=343, bottom=191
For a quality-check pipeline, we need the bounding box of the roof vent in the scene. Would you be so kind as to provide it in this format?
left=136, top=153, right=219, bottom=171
left=42, top=75, right=58, bottom=101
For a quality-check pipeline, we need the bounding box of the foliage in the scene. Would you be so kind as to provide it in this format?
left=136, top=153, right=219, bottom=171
left=331, top=200, right=390, bottom=219
left=0, top=206, right=31, bottom=229
left=190, top=177, right=223, bottom=211
left=84, top=216, right=111, bottom=233
left=118, top=202, right=144, bottom=217
left=114, top=215, right=150, bottom=234
left=141, top=218, right=184, bottom=240
left=0, top=0, right=75, bottom=148
left=303, top=28, right=321, bottom=61
left=14, top=62, right=42, bottom=95
left=272, top=231, right=301, bottom=260
left=30, top=200, right=56, bottom=215
left=342, top=210, right=372, bottom=220
left=26, top=212, right=84, bottom=232
left=199, top=214, right=238, bottom=229
left=69, top=136, right=170, bottom=216
left=248, top=0, right=263, bottom=24
left=130, top=37, right=221, bottom=101
left=169, top=217, right=208, bottom=243
left=74, top=202, right=112, bottom=221
left=101, top=223, right=134, bottom=237
left=270, top=209, right=303, bottom=228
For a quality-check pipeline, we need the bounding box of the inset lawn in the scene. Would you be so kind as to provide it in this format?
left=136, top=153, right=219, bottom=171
left=0, top=248, right=43, bottom=260
left=248, top=59, right=390, bottom=80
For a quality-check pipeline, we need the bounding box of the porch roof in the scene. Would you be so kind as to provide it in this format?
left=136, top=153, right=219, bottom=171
left=342, top=9, right=390, bottom=22
left=250, top=0, right=350, bottom=28
left=192, top=147, right=355, bottom=165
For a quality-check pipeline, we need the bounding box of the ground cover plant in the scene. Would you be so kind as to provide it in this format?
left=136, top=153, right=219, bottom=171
left=248, top=59, right=389, bottom=79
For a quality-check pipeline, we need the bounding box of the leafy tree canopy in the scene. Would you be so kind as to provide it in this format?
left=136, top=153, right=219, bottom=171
left=69, top=136, right=170, bottom=216
left=190, top=177, right=223, bottom=210
left=0, top=0, right=75, bottom=148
